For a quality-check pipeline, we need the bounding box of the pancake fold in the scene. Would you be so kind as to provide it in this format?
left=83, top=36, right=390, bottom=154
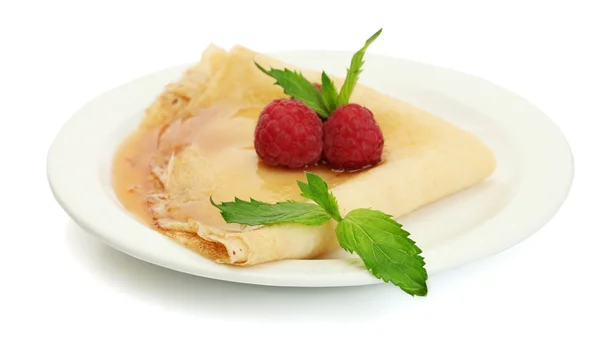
left=132, top=44, right=496, bottom=266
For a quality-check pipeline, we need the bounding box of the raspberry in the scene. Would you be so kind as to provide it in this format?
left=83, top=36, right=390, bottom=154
left=323, top=104, right=384, bottom=170
left=254, top=99, right=324, bottom=168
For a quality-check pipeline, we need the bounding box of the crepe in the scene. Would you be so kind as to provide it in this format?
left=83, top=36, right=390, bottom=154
left=134, top=44, right=496, bottom=266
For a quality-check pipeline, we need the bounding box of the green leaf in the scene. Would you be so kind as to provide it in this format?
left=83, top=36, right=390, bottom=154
left=320, top=72, right=339, bottom=115
left=255, top=62, right=328, bottom=117
left=337, top=28, right=382, bottom=105
left=296, top=172, right=342, bottom=222
left=211, top=171, right=429, bottom=296
left=210, top=196, right=331, bottom=226
left=336, top=208, right=428, bottom=296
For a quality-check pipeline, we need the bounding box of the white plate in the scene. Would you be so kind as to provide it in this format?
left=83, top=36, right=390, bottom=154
left=47, top=51, right=573, bottom=287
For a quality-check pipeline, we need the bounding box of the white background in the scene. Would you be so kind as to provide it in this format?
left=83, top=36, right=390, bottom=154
left=1, top=0, right=598, bottom=347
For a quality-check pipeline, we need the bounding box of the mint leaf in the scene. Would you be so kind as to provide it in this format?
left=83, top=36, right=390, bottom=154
left=336, top=208, right=428, bottom=296
left=296, top=172, right=342, bottom=222
left=320, top=72, right=339, bottom=115
left=255, top=62, right=328, bottom=117
left=337, top=28, right=382, bottom=105
left=211, top=171, right=430, bottom=296
left=210, top=196, right=330, bottom=226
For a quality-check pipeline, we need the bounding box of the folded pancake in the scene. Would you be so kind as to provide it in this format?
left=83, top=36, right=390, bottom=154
left=113, top=44, right=496, bottom=266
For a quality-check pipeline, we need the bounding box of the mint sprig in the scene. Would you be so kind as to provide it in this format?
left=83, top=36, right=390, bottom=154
left=254, top=63, right=329, bottom=117
left=210, top=197, right=330, bottom=226
left=211, top=172, right=428, bottom=296
left=337, top=209, right=428, bottom=296
left=255, top=28, right=383, bottom=118
left=337, top=28, right=382, bottom=105
left=297, top=172, right=342, bottom=222
left=320, top=72, right=339, bottom=115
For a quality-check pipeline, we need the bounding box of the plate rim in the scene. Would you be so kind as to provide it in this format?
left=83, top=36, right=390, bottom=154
left=47, top=50, right=574, bottom=287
